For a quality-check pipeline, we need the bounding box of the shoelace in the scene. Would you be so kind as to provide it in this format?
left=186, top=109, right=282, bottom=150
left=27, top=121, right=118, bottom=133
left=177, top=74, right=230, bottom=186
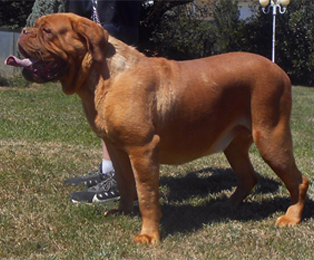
left=86, top=168, right=100, bottom=177
left=91, top=174, right=116, bottom=192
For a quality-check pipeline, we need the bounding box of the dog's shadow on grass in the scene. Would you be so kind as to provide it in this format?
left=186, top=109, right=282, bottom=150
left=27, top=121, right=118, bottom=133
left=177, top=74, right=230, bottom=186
left=158, top=167, right=314, bottom=235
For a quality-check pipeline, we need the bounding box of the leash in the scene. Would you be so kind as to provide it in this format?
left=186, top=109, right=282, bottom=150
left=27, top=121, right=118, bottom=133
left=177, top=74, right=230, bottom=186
left=91, top=0, right=101, bottom=24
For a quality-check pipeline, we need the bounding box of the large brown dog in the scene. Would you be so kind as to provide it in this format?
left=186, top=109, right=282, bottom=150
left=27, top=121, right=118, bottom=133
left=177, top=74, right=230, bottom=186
left=6, top=13, right=309, bottom=245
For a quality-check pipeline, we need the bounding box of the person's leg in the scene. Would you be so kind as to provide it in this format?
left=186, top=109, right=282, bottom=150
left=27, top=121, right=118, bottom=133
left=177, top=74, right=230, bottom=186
left=63, top=142, right=115, bottom=187
left=64, top=140, right=120, bottom=204
left=64, top=0, right=140, bottom=203
left=101, top=139, right=114, bottom=173
left=64, top=139, right=115, bottom=185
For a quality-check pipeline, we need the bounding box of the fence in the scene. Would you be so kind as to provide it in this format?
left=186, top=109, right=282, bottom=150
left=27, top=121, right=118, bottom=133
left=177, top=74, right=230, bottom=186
left=0, top=28, right=22, bottom=78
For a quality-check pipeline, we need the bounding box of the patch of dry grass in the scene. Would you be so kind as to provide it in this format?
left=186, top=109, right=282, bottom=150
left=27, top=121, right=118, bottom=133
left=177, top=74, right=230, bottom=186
left=0, top=84, right=313, bottom=259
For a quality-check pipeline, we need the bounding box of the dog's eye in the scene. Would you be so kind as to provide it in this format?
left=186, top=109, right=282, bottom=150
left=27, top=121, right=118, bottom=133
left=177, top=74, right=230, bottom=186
left=42, top=28, right=52, bottom=34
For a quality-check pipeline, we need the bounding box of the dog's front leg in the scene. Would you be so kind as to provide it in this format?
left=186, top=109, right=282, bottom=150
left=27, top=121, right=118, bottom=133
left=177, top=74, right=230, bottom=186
left=129, top=135, right=162, bottom=246
left=105, top=140, right=137, bottom=214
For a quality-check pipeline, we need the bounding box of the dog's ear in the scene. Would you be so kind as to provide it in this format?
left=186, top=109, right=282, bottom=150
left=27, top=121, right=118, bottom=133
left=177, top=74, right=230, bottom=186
left=74, top=19, right=109, bottom=63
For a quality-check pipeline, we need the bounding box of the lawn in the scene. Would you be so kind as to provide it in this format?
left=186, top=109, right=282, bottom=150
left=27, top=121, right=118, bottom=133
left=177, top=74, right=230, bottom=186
left=0, top=81, right=313, bottom=259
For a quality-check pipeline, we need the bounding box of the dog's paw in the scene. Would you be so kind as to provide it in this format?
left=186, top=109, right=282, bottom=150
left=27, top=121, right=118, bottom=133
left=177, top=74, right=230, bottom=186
left=275, top=215, right=300, bottom=227
left=133, top=233, right=160, bottom=246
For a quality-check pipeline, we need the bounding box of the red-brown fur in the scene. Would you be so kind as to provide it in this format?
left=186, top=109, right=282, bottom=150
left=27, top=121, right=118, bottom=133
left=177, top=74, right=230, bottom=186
left=17, top=13, right=309, bottom=245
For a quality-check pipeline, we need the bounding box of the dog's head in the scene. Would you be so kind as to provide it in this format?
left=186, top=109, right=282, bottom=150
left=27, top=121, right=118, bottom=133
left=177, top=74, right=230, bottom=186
left=5, top=13, right=109, bottom=94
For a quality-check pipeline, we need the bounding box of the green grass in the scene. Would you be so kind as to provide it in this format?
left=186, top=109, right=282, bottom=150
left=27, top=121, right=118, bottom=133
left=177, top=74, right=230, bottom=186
left=0, top=83, right=313, bottom=259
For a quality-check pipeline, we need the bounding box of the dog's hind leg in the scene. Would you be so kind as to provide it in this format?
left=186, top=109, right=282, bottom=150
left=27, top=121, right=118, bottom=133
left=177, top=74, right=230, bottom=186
left=251, top=79, right=309, bottom=226
left=221, top=131, right=259, bottom=209
left=253, top=124, right=309, bottom=226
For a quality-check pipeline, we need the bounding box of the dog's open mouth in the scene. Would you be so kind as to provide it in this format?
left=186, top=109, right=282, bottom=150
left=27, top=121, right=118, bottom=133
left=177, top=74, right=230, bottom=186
left=5, top=47, right=67, bottom=82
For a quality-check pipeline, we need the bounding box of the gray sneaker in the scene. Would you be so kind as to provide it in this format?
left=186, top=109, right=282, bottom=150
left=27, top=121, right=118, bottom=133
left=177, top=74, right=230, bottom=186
left=68, top=171, right=120, bottom=204
left=63, top=164, right=113, bottom=188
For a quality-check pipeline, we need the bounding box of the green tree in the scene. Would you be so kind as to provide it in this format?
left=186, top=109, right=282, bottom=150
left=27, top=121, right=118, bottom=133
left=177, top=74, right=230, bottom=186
left=26, top=0, right=66, bottom=27
left=243, top=0, right=314, bottom=85
left=0, top=0, right=34, bottom=28
left=150, top=5, right=215, bottom=59
left=149, top=0, right=245, bottom=59
left=212, top=0, right=245, bottom=54
left=152, top=0, right=314, bottom=85
left=276, top=0, right=314, bottom=85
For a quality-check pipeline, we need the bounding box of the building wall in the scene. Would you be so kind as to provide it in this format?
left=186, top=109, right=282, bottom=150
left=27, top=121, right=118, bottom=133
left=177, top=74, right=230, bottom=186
left=0, top=28, right=22, bottom=78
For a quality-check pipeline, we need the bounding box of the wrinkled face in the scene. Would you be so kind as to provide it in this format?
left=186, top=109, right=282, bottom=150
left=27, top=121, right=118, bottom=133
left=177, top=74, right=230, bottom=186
left=6, top=13, right=108, bottom=93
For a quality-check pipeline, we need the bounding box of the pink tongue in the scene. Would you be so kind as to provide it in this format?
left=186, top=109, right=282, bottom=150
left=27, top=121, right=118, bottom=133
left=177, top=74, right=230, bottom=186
left=5, top=56, right=33, bottom=68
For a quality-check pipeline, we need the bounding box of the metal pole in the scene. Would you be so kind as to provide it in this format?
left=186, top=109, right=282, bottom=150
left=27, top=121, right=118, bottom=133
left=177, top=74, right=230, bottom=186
left=260, top=0, right=288, bottom=63
left=272, top=3, right=277, bottom=63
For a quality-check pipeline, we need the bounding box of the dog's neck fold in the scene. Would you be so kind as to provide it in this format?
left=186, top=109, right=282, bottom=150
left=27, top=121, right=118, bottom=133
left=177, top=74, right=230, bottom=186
left=105, top=37, right=144, bottom=77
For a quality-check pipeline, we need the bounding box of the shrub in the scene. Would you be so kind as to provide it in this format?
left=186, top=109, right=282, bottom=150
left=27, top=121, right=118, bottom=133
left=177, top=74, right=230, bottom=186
left=244, top=0, right=314, bottom=86
left=150, top=0, right=314, bottom=86
left=150, top=5, right=215, bottom=60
